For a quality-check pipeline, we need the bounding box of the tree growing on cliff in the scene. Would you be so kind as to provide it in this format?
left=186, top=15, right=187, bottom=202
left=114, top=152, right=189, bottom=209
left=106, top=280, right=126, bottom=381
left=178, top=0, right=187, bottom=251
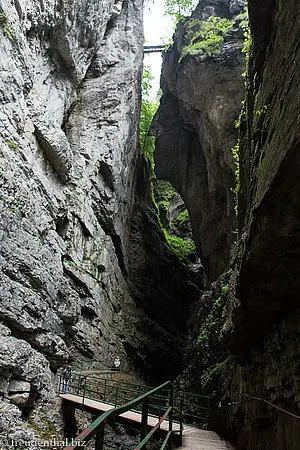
left=140, top=66, right=158, bottom=164
left=164, top=0, right=197, bottom=21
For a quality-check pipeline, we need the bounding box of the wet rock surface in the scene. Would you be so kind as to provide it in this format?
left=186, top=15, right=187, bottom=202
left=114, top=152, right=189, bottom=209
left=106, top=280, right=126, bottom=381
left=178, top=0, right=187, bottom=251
left=220, top=0, right=300, bottom=448
left=157, top=1, right=300, bottom=449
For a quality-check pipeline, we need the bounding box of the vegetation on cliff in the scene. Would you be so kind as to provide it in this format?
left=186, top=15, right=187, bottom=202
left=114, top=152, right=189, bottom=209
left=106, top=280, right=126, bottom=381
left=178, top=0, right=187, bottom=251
left=181, top=16, right=235, bottom=59
left=140, top=66, right=196, bottom=264
left=140, top=66, right=158, bottom=166
left=164, top=0, right=198, bottom=22
left=231, top=12, right=251, bottom=216
left=181, top=11, right=249, bottom=60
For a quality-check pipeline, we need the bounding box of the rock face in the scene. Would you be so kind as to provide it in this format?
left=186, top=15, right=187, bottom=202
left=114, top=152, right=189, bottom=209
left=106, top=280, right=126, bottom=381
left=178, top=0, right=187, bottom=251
left=0, top=0, right=198, bottom=440
left=153, top=0, right=300, bottom=449
left=152, top=0, right=246, bottom=281
left=128, top=187, right=199, bottom=380
left=0, top=0, right=143, bottom=369
left=226, top=0, right=300, bottom=354
left=0, top=323, right=56, bottom=445
left=220, top=0, right=300, bottom=448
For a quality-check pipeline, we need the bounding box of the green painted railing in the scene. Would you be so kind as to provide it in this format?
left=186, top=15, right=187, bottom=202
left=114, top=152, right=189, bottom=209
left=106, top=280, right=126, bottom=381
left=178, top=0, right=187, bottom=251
left=174, top=390, right=211, bottom=423
left=72, top=360, right=148, bottom=383
left=60, top=379, right=182, bottom=450
left=72, top=360, right=134, bottom=374
left=59, top=373, right=210, bottom=425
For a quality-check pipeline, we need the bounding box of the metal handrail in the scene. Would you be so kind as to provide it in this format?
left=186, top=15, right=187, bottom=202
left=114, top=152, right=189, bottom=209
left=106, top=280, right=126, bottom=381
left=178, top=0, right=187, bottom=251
left=62, top=381, right=173, bottom=450
left=71, top=360, right=149, bottom=384
left=134, top=407, right=172, bottom=449
left=59, top=373, right=210, bottom=425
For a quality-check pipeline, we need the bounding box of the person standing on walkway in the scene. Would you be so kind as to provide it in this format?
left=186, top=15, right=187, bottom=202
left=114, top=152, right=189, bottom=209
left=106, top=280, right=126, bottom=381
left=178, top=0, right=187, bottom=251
left=62, top=365, right=72, bottom=392
left=113, top=356, right=121, bottom=372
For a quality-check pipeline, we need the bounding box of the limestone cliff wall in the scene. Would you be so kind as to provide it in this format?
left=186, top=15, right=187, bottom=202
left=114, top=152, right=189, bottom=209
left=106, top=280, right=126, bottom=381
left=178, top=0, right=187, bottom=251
left=152, top=0, right=246, bottom=281
left=0, top=0, right=144, bottom=368
left=0, top=0, right=199, bottom=440
left=221, top=0, right=300, bottom=448
left=154, top=1, right=300, bottom=449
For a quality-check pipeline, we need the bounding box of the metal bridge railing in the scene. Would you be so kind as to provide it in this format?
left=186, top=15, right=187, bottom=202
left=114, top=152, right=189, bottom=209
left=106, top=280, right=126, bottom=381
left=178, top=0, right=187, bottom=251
left=72, top=360, right=136, bottom=374
left=174, top=390, right=211, bottom=424
left=72, top=360, right=149, bottom=383
left=61, top=379, right=183, bottom=450
left=59, top=373, right=211, bottom=426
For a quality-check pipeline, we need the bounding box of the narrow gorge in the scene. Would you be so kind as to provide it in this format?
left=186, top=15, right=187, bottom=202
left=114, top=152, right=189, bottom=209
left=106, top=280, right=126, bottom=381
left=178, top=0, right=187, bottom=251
left=0, top=0, right=299, bottom=449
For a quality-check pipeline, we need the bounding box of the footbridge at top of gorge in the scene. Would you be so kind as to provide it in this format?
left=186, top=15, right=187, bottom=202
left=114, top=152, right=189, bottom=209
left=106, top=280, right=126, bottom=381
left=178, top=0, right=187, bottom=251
left=144, top=45, right=167, bottom=53
left=58, top=368, right=235, bottom=450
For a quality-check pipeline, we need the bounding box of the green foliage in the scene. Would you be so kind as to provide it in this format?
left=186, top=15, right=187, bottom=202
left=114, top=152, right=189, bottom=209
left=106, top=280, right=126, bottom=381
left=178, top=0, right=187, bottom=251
left=197, top=277, right=230, bottom=346
left=234, top=100, right=246, bottom=129
left=181, top=16, right=234, bottom=60
left=153, top=180, right=196, bottom=262
left=27, top=418, right=58, bottom=440
left=5, top=138, right=18, bottom=151
left=236, top=10, right=251, bottom=78
left=230, top=10, right=251, bottom=218
left=196, top=272, right=232, bottom=387
left=140, top=68, right=197, bottom=265
left=201, top=356, right=231, bottom=384
left=140, top=100, right=157, bottom=163
left=164, top=232, right=196, bottom=261
left=153, top=179, right=177, bottom=226
left=0, top=11, right=14, bottom=40
left=255, top=104, right=268, bottom=116
left=140, top=66, right=158, bottom=165
left=173, top=209, right=190, bottom=226
left=232, top=97, right=248, bottom=217
left=164, top=0, right=198, bottom=22
left=141, top=66, right=153, bottom=97
left=171, top=209, right=191, bottom=236
left=232, top=142, right=240, bottom=216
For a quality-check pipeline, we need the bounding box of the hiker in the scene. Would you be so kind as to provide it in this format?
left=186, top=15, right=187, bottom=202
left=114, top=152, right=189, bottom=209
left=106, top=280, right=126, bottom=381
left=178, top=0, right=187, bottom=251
left=62, top=365, right=72, bottom=392
left=113, top=356, right=121, bottom=372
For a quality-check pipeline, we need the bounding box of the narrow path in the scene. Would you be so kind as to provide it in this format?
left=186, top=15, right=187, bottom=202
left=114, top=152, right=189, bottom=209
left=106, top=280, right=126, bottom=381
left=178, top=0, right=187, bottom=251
left=60, top=393, right=235, bottom=449
left=179, top=428, right=235, bottom=449
left=59, top=393, right=182, bottom=432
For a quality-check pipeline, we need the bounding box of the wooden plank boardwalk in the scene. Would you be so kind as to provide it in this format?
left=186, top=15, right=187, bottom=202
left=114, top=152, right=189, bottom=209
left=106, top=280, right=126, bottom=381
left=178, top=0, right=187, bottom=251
left=179, top=428, right=235, bottom=449
left=59, top=393, right=183, bottom=432
left=60, top=394, right=235, bottom=449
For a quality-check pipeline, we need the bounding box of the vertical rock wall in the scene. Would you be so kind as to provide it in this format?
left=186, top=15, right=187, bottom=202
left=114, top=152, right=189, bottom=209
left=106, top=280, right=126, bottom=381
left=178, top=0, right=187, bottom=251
left=0, top=0, right=143, bottom=371
left=152, top=0, right=246, bottom=281
left=0, top=0, right=199, bottom=440
left=153, top=0, right=300, bottom=449
left=222, top=0, right=300, bottom=448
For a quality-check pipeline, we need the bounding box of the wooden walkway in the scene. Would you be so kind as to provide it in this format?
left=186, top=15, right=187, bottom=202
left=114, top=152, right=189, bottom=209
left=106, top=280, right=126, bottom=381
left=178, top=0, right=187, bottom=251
left=179, top=428, right=235, bottom=449
left=59, top=394, right=235, bottom=449
left=59, top=393, right=183, bottom=432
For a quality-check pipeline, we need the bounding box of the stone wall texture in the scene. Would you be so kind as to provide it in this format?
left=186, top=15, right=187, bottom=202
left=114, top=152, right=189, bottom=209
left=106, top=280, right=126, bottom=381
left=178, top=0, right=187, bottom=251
left=0, top=0, right=199, bottom=440
left=155, top=1, right=300, bottom=449
left=222, top=0, right=300, bottom=448
left=152, top=0, right=246, bottom=281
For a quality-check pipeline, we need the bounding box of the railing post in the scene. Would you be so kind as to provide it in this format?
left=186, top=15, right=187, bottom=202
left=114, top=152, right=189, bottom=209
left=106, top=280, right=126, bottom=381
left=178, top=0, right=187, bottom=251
left=169, top=384, right=173, bottom=431
left=115, top=386, right=119, bottom=407
left=95, top=423, right=105, bottom=450
left=168, top=384, right=174, bottom=450
left=158, top=394, right=161, bottom=425
left=180, top=396, right=184, bottom=445
left=141, top=397, right=149, bottom=445
left=82, top=377, right=87, bottom=408
left=103, top=379, right=107, bottom=402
